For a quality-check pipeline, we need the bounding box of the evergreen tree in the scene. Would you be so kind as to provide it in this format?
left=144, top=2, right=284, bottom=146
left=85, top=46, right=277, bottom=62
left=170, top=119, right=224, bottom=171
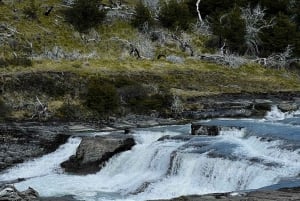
left=159, top=0, right=194, bottom=30
left=196, top=0, right=247, bottom=19
left=131, top=1, right=154, bottom=30
left=64, top=0, right=106, bottom=32
left=212, top=7, right=246, bottom=53
left=260, top=13, right=300, bottom=57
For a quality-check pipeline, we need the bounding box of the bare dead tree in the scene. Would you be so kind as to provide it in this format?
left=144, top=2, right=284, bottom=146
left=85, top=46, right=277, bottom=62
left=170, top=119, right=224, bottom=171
left=196, top=0, right=202, bottom=23
left=264, top=45, right=294, bottom=69
left=31, top=96, right=49, bottom=120
left=241, top=5, right=275, bottom=55
left=110, top=37, right=143, bottom=59
left=171, top=33, right=194, bottom=56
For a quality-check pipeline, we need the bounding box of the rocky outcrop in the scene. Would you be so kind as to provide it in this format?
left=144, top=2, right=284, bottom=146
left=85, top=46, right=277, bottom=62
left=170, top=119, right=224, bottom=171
left=191, top=123, right=242, bottom=136
left=0, top=122, right=70, bottom=172
left=0, top=185, right=39, bottom=201
left=148, top=186, right=300, bottom=201
left=183, top=92, right=300, bottom=119
left=61, top=134, right=135, bottom=174
left=191, top=124, right=220, bottom=136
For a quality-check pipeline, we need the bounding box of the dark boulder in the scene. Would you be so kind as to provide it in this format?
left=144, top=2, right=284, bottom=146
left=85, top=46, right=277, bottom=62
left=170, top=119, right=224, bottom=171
left=191, top=123, right=243, bottom=136
left=191, top=123, right=220, bottom=136
left=61, top=134, right=135, bottom=174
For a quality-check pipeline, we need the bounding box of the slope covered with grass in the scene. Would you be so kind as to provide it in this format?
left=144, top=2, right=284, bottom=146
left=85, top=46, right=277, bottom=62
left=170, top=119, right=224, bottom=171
left=0, top=0, right=300, bottom=121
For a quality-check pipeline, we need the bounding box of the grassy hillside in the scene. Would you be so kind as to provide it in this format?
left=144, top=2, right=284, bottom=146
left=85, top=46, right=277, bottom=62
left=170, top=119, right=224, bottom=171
left=0, top=0, right=300, bottom=121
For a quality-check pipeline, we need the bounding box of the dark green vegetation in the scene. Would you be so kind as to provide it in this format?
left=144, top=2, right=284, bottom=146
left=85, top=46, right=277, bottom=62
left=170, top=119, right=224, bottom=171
left=85, top=79, right=119, bottom=115
left=0, top=97, right=9, bottom=121
left=159, top=0, right=195, bottom=30
left=131, top=1, right=154, bottom=30
left=63, top=0, right=106, bottom=32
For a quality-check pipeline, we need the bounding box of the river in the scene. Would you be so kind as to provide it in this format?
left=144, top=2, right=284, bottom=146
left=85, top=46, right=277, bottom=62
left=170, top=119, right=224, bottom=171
left=0, top=106, right=300, bottom=201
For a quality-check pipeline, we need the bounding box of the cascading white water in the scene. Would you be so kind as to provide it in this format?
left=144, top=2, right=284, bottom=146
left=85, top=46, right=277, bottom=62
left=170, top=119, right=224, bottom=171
left=0, top=137, right=81, bottom=181
left=264, top=106, right=287, bottom=121
left=0, top=123, right=299, bottom=201
left=263, top=105, right=300, bottom=121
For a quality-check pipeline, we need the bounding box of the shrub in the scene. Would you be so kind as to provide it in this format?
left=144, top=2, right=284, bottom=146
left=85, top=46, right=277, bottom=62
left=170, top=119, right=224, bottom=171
left=23, top=0, right=38, bottom=20
left=85, top=79, right=120, bottom=115
left=0, top=98, right=9, bottom=120
left=159, top=0, right=194, bottom=30
left=118, top=83, right=171, bottom=114
left=63, top=0, right=106, bottom=32
left=131, top=1, right=154, bottom=30
left=57, top=102, right=81, bottom=120
left=0, top=57, right=32, bottom=67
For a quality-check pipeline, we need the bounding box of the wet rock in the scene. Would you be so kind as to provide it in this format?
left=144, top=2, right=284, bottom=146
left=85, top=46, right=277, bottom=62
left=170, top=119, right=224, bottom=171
left=278, top=102, right=298, bottom=112
left=191, top=123, right=243, bottom=136
left=0, top=185, right=39, bottom=201
left=148, top=187, right=300, bottom=201
left=61, top=134, right=135, bottom=174
left=0, top=122, right=70, bottom=172
left=41, top=195, right=78, bottom=201
left=254, top=99, right=273, bottom=111
left=158, top=135, right=194, bottom=142
left=183, top=109, right=253, bottom=120
left=191, top=124, right=220, bottom=136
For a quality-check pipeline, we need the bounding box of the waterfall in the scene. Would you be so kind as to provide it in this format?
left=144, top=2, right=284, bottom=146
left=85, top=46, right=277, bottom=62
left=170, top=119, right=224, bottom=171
left=0, top=137, right=81, bottom=181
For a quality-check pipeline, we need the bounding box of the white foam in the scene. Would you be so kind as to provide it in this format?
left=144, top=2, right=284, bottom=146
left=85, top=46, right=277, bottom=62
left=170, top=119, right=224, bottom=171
left=0, top=137, right=81, bottom=181
left=264, top=105, right=300, bottom=122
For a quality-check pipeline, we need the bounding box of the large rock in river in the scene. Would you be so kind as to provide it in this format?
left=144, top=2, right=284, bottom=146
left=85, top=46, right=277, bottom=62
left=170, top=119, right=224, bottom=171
left=61, top=134, right=135, bottom=174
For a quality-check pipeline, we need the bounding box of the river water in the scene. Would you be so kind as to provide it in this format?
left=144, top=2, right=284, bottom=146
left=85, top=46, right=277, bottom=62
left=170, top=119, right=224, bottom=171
left=0, top=106, right=300, bottom=201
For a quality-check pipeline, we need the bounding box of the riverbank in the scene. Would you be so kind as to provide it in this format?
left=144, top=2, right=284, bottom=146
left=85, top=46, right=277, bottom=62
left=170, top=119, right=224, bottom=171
left=1, top=90, right=300, bottom=172
left=1, top=62, right=300, bottom=122
left=1, top=184, right=300, bottom=201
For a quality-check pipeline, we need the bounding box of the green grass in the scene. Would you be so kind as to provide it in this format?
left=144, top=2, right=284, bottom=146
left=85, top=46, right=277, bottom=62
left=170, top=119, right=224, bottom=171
left=1, top=0, right=300, bottom=99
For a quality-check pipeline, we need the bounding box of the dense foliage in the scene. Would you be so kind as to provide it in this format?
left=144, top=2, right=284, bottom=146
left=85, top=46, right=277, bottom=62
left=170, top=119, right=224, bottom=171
left=193, top=0, right=300, bottom=56
left=159, top=0, right=195, bottom=30
left=85, top=79, right=120, bottom=115
left=132, top=1, right=154, bottom=30
left=0, top=98, right=9, bottom=120
left=63, top=0, right=106, bottom=32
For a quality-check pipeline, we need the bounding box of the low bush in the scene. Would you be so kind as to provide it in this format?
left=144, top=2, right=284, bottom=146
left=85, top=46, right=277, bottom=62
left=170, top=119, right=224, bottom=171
left=23, top=0, right=38, bottom=20
left=56, top=102, right=81, bottom=120
left=159, top=0, right=194, bottom=30
left=131, top=1, right=154, bottom=30
left=0, top=57, right=32, bottom=67
left=63, top=0, right=106, bottom=32
left=85, top=78, right=120, bottom=115
left=0, top=97, right=9, bottom=120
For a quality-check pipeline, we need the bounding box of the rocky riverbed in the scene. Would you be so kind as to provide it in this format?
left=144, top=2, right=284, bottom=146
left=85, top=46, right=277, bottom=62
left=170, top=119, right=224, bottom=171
left=149, top=187, right=300, bottom=201
left=1, top=184, right=300, bottom=201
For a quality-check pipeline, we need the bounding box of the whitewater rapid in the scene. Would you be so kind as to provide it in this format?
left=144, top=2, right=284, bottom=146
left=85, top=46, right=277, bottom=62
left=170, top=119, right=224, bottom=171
left=0, top=107, right=300, bottom=201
